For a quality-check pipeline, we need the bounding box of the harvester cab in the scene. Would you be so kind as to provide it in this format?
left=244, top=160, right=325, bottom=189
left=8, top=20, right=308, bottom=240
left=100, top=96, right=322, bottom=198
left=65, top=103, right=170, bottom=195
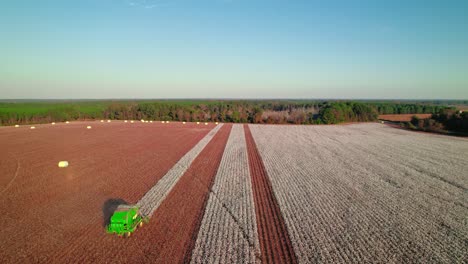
left=106, top=205, right=149, bottom=237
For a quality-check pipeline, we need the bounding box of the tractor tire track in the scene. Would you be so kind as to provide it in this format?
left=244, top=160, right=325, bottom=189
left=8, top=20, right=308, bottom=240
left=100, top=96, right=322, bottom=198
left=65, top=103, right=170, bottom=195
left=0, top=156, right=21, bottom=196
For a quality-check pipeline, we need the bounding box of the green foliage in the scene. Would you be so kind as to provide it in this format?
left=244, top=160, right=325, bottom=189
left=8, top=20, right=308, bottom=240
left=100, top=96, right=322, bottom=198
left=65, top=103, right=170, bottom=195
left=0, top=101, right=108, bottom=125
left=372, top=102, right=453, bottom=115
left=408, top=109, right=467, bottom=134
left=318, top=102, right=378, bottom=124
left=0, top=100, right=464, bottom=126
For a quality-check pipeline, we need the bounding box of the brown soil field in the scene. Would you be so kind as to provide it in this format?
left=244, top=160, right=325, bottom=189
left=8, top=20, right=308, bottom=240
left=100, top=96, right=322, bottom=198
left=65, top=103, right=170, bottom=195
left=244, top=124, right=297, bottom=264
left=0, top=121, right=215, bottom=263
left=454, top=105, right=468, bottom=111
left=49, top=124, right=232, bottom=263
left=379, top=114, right=432, bottom=122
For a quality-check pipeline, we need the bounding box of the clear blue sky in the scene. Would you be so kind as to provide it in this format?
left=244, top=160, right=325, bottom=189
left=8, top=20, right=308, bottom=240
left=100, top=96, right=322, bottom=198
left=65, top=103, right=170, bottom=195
left=1, top=0, right=467, bottom=99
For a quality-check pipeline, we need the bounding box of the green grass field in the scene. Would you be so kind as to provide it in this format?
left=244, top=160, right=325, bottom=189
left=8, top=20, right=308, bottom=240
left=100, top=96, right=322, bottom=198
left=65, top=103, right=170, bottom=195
left=0, top=101, right=110, bottom=125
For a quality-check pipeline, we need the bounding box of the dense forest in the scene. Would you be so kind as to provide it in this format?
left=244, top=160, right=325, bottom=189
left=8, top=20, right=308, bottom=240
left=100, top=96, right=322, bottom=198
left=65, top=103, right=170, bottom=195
left=0, top=100, right=462, bottom=126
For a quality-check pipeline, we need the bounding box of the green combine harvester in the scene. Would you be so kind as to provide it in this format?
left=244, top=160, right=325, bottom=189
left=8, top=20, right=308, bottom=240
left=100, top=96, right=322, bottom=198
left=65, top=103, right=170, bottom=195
left=106, top=205, right=149, bottom=237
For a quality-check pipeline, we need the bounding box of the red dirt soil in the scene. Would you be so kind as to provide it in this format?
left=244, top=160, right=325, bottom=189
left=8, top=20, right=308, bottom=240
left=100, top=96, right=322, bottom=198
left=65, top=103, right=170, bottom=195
left=50, top=124, right=232, bottom=263
left=378, top=114, right=432, bottom=122
left=0, top=121, right=215, bottom=263
left=244, top=124, right=298, bottom=264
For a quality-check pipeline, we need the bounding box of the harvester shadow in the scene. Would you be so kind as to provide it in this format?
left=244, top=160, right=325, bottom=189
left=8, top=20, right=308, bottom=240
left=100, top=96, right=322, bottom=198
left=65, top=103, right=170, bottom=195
left=102, top=198, right=129, bottom=227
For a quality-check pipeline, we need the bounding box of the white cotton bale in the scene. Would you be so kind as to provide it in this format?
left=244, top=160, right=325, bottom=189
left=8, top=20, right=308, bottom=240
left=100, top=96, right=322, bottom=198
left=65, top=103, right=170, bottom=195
left=87, top=126, right=92, bottom=129
left=141, top=119, right=145, bottom=122
left=30, top=126, right=36, bottom=129
left=183, top=122, right=186, bottom=124
left=215, top=122, right=218, bottom=125
left=166, top=121, right=170, bottom=124
left=197, top=122, right=200, bottom=125
left=101, top=120, right=104, bottom=122
left=130, top=120, right=134, bottom=123
left=58, top=161, right=69, bottom=168
left=14, top=125, right=19, bottom=127
left=161, top=121, right=165, bottom=124
left=65, top=121, right=70, bottom=124
left=204, top=122, right=208, bottom=125
left=107, top=120, right=111, bottom=123
left=150, top=121, right=153, bottom=123
left=124, top=120, right=128, bottom=123
left=51, top=122, right=56, bottom=125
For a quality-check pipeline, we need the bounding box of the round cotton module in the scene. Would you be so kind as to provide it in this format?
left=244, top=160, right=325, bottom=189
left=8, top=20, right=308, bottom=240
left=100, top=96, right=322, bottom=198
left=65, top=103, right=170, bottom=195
left=58, top=161, right=69, bottom=168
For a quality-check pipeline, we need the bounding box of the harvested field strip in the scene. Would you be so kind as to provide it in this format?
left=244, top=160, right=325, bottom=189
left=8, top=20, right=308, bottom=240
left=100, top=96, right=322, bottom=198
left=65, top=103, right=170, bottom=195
left=117, top=124, right=233, bottom=264
left=378, top=114, right=432, bottom=122
left=249, top=123, right=468, bottom=263
left=0, top=122, right=215, bottom=263
left=244, top=124, right=298, bottom=264
left=190, top=124, right=260, bottom=264
left=137, top=124, right=223, bottom=216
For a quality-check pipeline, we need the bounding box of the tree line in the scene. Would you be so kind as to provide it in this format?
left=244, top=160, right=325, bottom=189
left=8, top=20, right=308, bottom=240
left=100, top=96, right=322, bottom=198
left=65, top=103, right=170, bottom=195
left=373, top=103, right=449, bottom=115
left=0, top=100, right=461, bottom=126
left=409, top=109, right=468, bottom=134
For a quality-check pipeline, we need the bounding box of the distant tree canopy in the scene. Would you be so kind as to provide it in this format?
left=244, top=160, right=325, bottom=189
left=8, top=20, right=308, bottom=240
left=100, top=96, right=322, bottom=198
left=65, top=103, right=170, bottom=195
left=372, top=103, right=450, bottom=115
left=409, top=108, right=468, bottom=134
left=0, top=100, right=464, bottom=126
left=318, top=102, right=378, bottom=124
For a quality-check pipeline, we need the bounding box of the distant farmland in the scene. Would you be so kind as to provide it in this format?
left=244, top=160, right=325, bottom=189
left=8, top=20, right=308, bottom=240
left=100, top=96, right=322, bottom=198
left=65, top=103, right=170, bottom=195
left=0, top=121, right=466, bottom=263
left=379, top=114, right=433, bottom=122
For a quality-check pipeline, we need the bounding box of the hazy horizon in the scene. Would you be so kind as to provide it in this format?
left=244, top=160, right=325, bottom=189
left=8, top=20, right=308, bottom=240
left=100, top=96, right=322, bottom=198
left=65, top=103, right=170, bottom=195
left=1, top=0, right=467, bottom=99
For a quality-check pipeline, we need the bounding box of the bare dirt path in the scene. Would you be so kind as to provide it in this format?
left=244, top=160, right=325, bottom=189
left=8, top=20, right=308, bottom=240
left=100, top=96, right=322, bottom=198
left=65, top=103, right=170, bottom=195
left=244, top=124, right=298, bottom=264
